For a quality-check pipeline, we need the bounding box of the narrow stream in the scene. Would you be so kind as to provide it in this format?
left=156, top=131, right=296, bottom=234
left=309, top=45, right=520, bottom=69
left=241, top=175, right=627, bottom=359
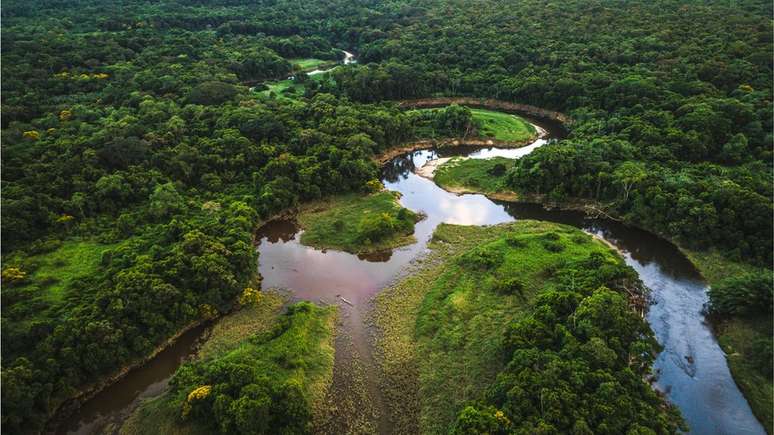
left=62, top=114, right=765, bottom=434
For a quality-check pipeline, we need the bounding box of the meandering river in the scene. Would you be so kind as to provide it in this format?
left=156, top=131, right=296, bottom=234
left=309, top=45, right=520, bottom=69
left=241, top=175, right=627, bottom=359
left=62, top=113, right=764, bottom=434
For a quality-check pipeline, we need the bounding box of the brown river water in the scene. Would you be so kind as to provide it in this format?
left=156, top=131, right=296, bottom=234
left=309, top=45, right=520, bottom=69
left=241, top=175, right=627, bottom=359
left=60, top=116, right=765, bottom=435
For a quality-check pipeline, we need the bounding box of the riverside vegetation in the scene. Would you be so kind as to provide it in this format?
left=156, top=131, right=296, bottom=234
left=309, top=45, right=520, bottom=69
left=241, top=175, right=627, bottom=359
left=121, top=291, right=337, bottom=435
left=432, top=154, right=774, bottom=430
left=372, top=222, right=683, bottom=434
left=2, top=0, right=772, bottom=433
left=411, top=106, right=537, bottom=142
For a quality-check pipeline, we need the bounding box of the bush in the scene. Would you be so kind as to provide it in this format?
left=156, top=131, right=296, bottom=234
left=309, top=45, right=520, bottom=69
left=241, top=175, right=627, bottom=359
left=504, top=234, right=526, bottom=247
left=492, top=277, right=524, bottom=295
left=708, top=272, right=772, bottom=316
left=357, top=212, right=397, bottom=243
left=364, top=179, right=383, bottom=193
left=751, top=338, right=773, bottom=378
left=451, top=405, right=510, bottom=435
left=459, top=246, right=503, bottom=270
left=542, top=240, right=565, bottom=252
left=488, top=163, right=507, bottom=176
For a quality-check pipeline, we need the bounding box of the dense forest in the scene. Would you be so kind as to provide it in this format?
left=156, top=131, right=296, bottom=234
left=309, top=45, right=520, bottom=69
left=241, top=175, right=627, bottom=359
left=1, top=0, right=771, bottom=433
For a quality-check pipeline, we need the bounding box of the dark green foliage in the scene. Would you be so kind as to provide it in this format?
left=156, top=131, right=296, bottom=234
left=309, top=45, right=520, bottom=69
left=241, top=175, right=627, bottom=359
left=542, top=240, right=565, bottom=253
left=338, top=0, right=773, bottom=265
left=356, top=207, right=416, bottom=244
left=473, top=255, right=685, bottom=434
left=458, top=246, right=503, bottom=270
left=750, top=338, right=773, bottom=378
left=491, top=277, right=524, bottom=296
left=169, top=302, right=333, bottom=435
left=187, top=82, right=238, bottom=105
left=488, top=163, right=507, bottom=176
left=357, top=213, right=399, bottom=244
left=708, top=272, right=773, bottom=316
left=407, top=104, right=478, bottom=138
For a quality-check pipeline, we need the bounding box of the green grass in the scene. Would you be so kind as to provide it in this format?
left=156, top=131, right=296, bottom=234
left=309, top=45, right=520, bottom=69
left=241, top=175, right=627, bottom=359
left=715, top=315, right=773, bottom=434
left=261, top=79, right=303, bottom=98
left=434, top=157, right=516, bottom=195
left=683, top=249, right=773, bottom=433
left=469, top=108, right=536, bottom=141
left=372, top=221, right=619, bottom=433
left=121, top=295, right=336, bottom=435
left=414, top=107, right=536, bottom=142
left=260, top=72, right=332, bottom=99
left=289, top=58, right=334, bottom=71
left=298, top=191, right=419, bottom=254
left=683, top=248, right=764, bottom=285
left=4, top=240, right=114, bottom=303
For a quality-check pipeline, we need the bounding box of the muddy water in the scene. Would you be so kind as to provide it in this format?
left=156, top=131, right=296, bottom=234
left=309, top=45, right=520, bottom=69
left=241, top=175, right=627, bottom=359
left=63, top=113, right=764, bottom=434
left=57, top=323, right=207, bottom=435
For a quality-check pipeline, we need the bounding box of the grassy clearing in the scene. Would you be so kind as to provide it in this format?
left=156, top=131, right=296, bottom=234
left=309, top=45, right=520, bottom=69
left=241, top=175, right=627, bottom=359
left=3, top=240, right=114, bottom=303
left=289, top=58, right=334, bottom=71
left=371, top=221, right=618, bottom=433
left=298, top=191, right=420, bottom=254
left=413, top=107, right=536, bottom=142
left=683, top=248, right=764, bottom=285
left=121, top=293, right=337, bottom=435
left=683, top=249, right=773, bottom=432
left=260, top=72, right=332, bottom=99
left=470, top=108, right=536, bottom=141
left=433, top=157, right=516, bottom=195
left=261, top=79, right=303, bottom=99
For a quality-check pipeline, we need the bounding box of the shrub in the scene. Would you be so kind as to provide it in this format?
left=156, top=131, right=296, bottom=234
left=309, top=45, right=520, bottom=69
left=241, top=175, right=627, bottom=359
left=488, top=163, right=507, bottom=176
left=364, top=179, right=384, bottom=193
left=751, top=338, right=773, bottom=378
left=1, top=267, right=26, bottom=285
left=505, top=234, right=526, bottom=247
left=357, top=212, right=397, bottom=243
left=708, top=272, right=772, bottom=316
left=459, top=246, right=502, bottom=270
left=451, top=405, right=510, bottom=435
left=492, top=277, right=525, bottom=295
left=542, top=240, right=565, bottom=252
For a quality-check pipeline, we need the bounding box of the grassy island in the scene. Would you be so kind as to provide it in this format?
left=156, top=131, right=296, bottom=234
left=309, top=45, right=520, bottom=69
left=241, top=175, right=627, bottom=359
left=297, top=191, right=420, bottom=254
left=121, top=292, right=336, bottom=435
left=433, top=157, right=517, bottom=197
left=372, top=221, right=683, bottom=434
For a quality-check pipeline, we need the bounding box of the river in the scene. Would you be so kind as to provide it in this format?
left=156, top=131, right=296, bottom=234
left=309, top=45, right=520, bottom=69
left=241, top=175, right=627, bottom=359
left=61, top=115, right=764, bottom=434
